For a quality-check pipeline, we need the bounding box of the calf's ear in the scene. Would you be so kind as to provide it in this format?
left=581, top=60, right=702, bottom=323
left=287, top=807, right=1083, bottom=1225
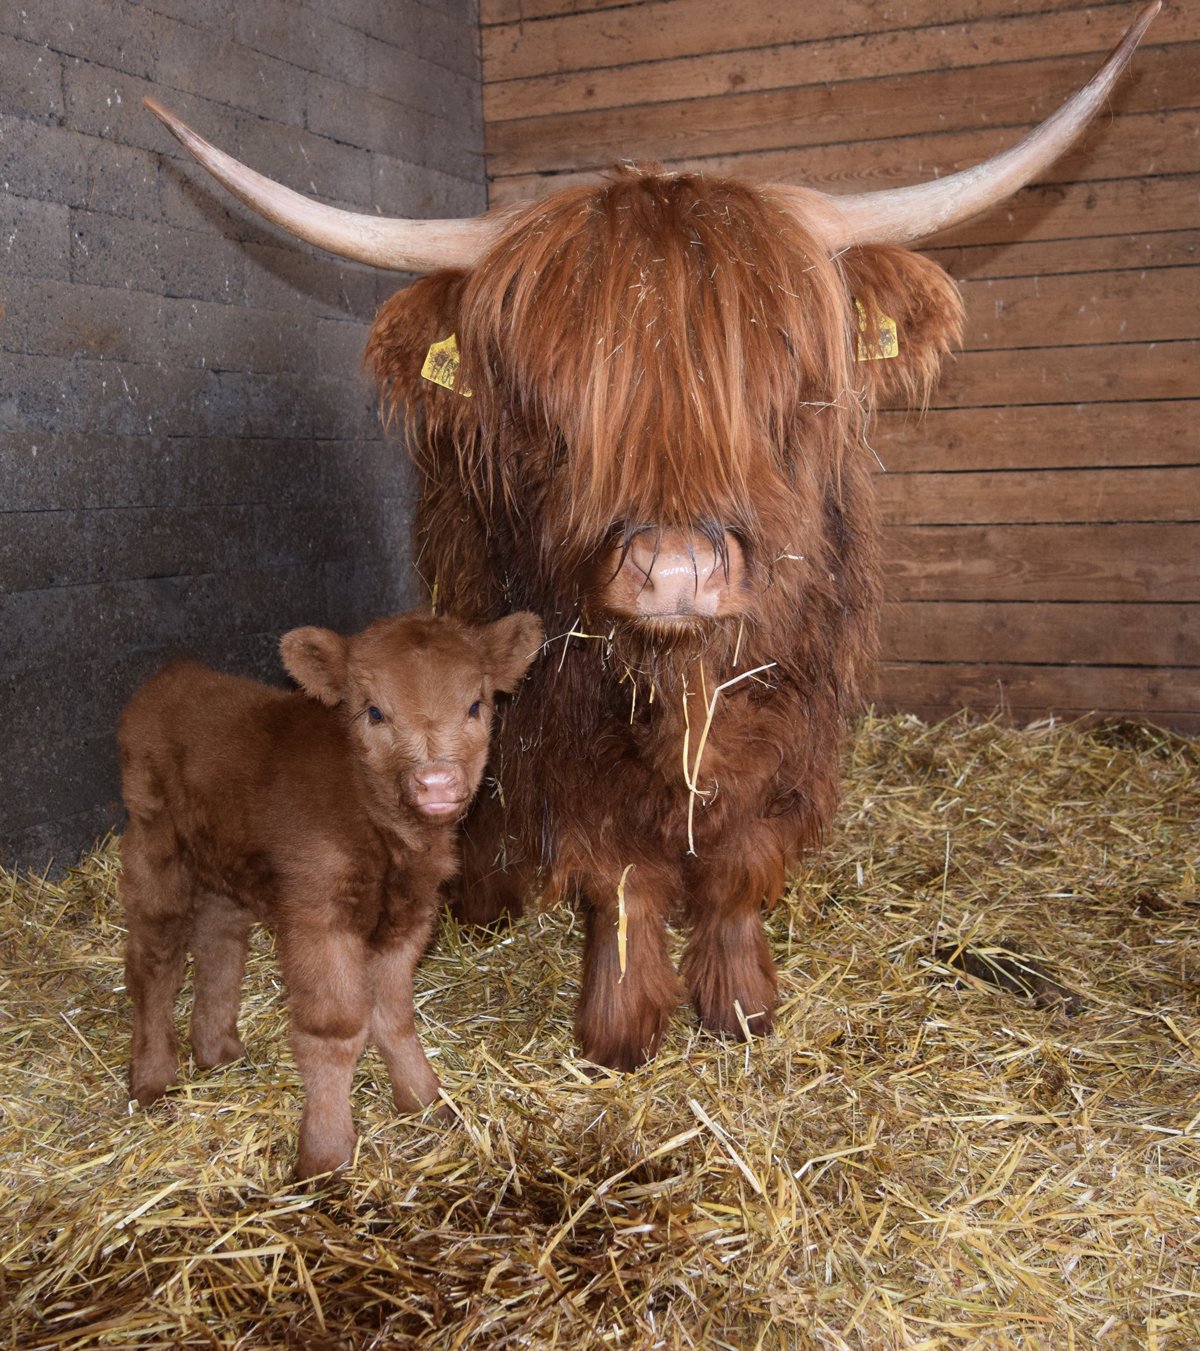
left=280, top=627, right=349, bottom=706
left=482, top=611, right=545, bottom=693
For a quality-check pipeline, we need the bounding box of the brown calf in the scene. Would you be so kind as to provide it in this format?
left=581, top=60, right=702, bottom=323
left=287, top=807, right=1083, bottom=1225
left=118, top=609, right=542, bottom=1178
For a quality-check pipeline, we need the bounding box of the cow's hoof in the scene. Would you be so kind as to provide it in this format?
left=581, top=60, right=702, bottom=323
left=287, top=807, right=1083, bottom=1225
left=448, top=879, right=525, bottom=928
left=686, top=942, right=778, bottom=1043
left=577, top=1002, right=673, bottom=1072
left=696, top=996, right=776, bottom=1042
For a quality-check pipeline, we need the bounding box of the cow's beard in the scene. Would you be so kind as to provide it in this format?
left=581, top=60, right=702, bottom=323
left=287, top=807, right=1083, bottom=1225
left=558, top=602, right=757, bottom=696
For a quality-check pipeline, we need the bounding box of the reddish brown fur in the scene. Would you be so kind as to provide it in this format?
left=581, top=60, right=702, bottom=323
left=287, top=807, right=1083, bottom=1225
left=365, top=166, right=963, bottom=1070
left=118, top=609, right=542, bottom=1178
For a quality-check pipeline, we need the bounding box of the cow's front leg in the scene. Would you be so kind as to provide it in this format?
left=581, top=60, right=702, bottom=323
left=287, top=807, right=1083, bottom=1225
left=575, top=862, right=683, bottom=1071
left=682, top=835, right=783, bottom=1041
left=448, top=787, right=530, bottom=925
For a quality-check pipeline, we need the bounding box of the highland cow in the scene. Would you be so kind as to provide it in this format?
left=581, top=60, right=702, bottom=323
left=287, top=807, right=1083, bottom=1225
left=141, top=4, right=1156, bottom=1072
left=119, top=609, right=542, bottom=1178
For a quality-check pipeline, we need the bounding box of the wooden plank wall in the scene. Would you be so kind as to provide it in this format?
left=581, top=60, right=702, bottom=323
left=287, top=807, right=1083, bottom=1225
left=479, top=0, right=1199, bottom=730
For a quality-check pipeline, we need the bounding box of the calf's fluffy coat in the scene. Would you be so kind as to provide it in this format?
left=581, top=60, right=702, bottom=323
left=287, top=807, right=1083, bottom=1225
left=119, top=609, right=542, bottom=1178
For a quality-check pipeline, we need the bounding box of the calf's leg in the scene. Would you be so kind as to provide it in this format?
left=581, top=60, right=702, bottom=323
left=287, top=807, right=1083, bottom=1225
left=369, top=909, right=441, bottom=1113
left=189, top=891, right=253, bottom=1070
left=279, top=927, right=371, bottom=1180
left=574, top=863, right=682, bottom=1071
left=121, top=823, right=194, bottom=1105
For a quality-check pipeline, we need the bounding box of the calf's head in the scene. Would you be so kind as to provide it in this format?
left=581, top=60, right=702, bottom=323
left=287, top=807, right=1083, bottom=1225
left=280, top=611, right=543, bottom=822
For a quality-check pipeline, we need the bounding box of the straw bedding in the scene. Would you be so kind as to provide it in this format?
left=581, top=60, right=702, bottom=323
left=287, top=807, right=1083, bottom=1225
left=2, top=713, right=1197, bottom=1349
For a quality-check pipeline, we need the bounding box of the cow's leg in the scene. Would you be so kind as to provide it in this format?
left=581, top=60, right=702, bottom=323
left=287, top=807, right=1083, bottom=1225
left=189, top=891, right=253, bottom=1070
left=449, top=788, right=529, bottom=925
left=278, top=926, right=371, bottom=1180
left=369, top=909, right=442, bottom=1114
left=121, top=821, right=195, bottom=1105
left=575, top=863, right=682, bottom=1071
left=682, top=835, right=783, bottom=1041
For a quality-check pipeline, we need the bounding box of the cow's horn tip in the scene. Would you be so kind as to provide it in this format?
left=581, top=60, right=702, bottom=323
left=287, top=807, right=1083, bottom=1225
left=1131, top=0, right=1162, bottom=39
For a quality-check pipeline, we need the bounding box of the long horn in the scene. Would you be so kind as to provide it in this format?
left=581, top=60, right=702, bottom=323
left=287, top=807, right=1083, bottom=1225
left=780, top=0, right=1159, bottom=249
left=143, top=96, right=505, bottom=273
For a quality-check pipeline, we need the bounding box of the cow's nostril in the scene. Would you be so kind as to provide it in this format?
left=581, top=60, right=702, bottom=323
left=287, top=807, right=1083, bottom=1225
left=626, top=532, right=663, bottom=581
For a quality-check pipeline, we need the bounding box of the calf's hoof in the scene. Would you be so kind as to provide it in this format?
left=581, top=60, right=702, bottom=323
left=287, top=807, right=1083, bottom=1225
left=296, top=1134, right=356, bottom=1183
left=130, top=1072, right=176, bottom=1107
left=390, top=1064, right=442, bottom=1116
left=130, top=1054, right=179, bottom=1106
left=192, top=1032, right=247, bottom=1071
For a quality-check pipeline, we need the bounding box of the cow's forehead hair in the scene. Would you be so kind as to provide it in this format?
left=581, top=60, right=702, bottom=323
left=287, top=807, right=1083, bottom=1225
left=454, top=166, right=859, bottom=543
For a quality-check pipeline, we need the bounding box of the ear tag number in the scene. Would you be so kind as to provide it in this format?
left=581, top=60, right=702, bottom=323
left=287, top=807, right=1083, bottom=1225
left=854, top=300, right=900, bottom=362
left=422, top=334, right=473, bottom=396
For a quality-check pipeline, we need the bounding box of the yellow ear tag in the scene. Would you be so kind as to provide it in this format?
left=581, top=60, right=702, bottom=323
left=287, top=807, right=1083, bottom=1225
left=421, top=334, right=472, bottom=396
left=854, top=300, right=900, bottom=362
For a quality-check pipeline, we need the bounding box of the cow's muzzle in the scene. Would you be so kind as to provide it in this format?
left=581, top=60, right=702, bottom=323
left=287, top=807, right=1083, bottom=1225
left=601, top=527, right=747, bottom=621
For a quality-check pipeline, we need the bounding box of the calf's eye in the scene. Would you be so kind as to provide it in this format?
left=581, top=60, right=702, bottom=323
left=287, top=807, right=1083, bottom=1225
left=468, top=701, right=482, bottom=719
left=367, top=706, right=383, bottom=724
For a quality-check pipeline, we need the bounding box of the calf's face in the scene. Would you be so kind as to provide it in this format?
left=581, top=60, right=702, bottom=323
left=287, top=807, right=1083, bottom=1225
left=280, top=611, right=543, bottom=823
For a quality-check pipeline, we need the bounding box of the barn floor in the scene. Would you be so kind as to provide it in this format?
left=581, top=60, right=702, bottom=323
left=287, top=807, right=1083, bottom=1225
left=2, top=714, right=1197, bottom=1350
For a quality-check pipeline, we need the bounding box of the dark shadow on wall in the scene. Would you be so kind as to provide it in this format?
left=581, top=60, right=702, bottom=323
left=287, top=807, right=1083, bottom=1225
left=0, top=2, right=485, bottom=873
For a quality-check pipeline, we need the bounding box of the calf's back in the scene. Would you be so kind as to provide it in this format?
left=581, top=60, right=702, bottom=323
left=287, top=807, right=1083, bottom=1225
left=119, top=661, right=367, bottom=906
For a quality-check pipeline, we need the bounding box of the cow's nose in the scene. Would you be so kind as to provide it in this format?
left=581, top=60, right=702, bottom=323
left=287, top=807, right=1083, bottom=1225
left=606, top=527, right=746, bottom=619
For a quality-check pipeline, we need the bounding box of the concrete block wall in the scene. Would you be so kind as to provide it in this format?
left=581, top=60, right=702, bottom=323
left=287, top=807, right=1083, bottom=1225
left=1, top=0, right=486, bottom=869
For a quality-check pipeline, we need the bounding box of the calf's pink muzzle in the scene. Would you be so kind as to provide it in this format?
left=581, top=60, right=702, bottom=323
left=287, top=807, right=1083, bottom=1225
left=402, top=762, right=469, bottom=818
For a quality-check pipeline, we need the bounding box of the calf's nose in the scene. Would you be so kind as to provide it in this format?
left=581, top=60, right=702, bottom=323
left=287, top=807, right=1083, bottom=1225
left=402, top=762, right=469, bottom=818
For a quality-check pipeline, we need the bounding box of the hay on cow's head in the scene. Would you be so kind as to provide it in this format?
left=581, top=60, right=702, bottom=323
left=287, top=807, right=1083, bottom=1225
left=2, top=712, right=1197, bottom=1349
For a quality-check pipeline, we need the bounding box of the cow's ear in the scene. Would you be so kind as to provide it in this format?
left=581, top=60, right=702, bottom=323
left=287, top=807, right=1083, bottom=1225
left=838, top=246, right=964, bottom=409
left=481, top=611, right=544, bottom=694
left=280, top=627, right=348, bottom=706
left=365, top=270, right=471, bottom=433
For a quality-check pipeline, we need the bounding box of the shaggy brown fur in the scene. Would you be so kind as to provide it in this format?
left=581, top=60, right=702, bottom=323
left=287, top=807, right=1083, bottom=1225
left=366, top=166, right=963, bottom=1071
left=118, top=609, right=542, bottom=1178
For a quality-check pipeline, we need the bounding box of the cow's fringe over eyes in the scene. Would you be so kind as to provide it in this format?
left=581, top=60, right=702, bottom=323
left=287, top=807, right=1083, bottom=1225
left=456, top=168, right=855, bottom=550
left=369, top=165, right=962, bottom=575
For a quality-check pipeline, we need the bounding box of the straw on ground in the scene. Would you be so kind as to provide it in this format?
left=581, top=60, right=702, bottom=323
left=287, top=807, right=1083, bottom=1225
left=1, top=712, right=1197, bottom=1349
